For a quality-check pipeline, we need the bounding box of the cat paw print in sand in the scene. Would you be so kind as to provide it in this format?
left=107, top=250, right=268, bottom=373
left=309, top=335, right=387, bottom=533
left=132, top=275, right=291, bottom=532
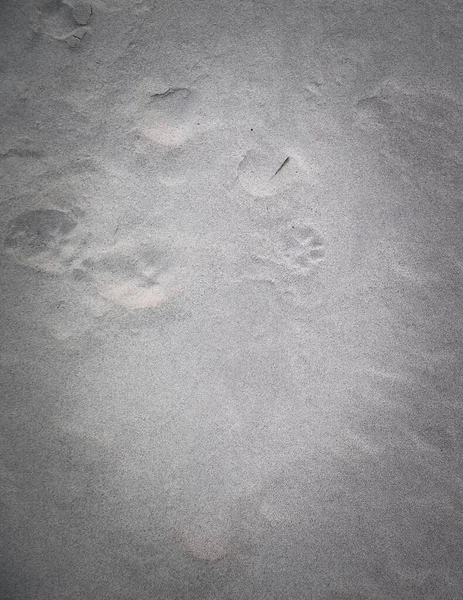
left=78, top=242, right=183, bottom=311
left=3, top=208, right=182, bottom=312
left=278, top=220, right=326, bottom=271
left=242, top=219, right=327, bottom=310
left=244, top=220, right=326, bottom=281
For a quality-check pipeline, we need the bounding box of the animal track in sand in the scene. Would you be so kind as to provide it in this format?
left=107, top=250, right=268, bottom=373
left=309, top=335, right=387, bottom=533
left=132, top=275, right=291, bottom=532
left=243, top=218, right=327, bottom=311
left=3, top=208, right=79, bottom=273
left=37, top=0, right=92, bottom=47
left=279, top=220, right=326, bottom=270
left=236, top=144, right=302, bottom=197
left=138, top=87, right=198, bottom=147
left=80, top=243, right=182, bottom=310
left=2, top=209, right=181, bottom=312
left=70, top=1, right=92, bottom=24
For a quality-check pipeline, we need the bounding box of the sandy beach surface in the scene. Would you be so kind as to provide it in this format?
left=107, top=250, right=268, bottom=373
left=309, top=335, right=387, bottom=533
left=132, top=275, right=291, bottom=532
left=1, top=1, right=463, bottom=598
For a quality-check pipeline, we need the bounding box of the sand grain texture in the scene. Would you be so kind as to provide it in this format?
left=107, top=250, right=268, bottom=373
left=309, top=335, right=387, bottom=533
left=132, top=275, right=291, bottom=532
left=1, top=0, right=463, bottom=598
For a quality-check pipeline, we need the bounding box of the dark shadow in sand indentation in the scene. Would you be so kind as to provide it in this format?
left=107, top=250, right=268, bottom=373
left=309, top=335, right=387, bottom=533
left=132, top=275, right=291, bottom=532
left=4, top=209, right=77, bottom=256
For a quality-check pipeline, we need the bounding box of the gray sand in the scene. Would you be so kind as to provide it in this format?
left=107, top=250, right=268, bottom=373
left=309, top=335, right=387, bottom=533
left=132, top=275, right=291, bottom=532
left=1, top=0, right=463, bottom=598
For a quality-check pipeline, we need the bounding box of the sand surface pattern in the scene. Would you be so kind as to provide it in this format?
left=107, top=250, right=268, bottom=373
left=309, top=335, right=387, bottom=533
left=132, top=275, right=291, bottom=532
left=1, top=0, right=463, bottom=598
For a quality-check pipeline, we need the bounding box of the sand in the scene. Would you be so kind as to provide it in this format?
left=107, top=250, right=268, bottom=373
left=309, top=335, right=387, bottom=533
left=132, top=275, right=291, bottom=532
left=1, top=0, right=463, bottom=598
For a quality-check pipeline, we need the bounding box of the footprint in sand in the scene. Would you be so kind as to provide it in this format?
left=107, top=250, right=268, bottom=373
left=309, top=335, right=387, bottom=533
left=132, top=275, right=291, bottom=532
left=278, top=220, right=326, bottom=270
left=37, top=0, right=92, bottom=47
left=3, top=208, right=181, bottom=327
left=243, top=218, right=327, bottom=310
left=236, top=144, right=302, bottom=197
left=79, top=242, right=182, bottom=311
left=3, top=208, right=79, bottom=273
left=137, top=87, right=198, bottom=147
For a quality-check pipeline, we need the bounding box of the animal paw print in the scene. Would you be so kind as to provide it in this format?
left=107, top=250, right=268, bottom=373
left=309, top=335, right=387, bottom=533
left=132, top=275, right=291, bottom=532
left=3, top=208, right=79, bottom=273
left=137, top=87, right=197, bottom=148
left=78, top=243, right=182, bottom=310
left=38, top=0, right=92, bottom=47
left=236, top=144, right=302, bottom=197
left=279, top=221, right=326, bottom=271
left=2, top=209, right=182, bottom=313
